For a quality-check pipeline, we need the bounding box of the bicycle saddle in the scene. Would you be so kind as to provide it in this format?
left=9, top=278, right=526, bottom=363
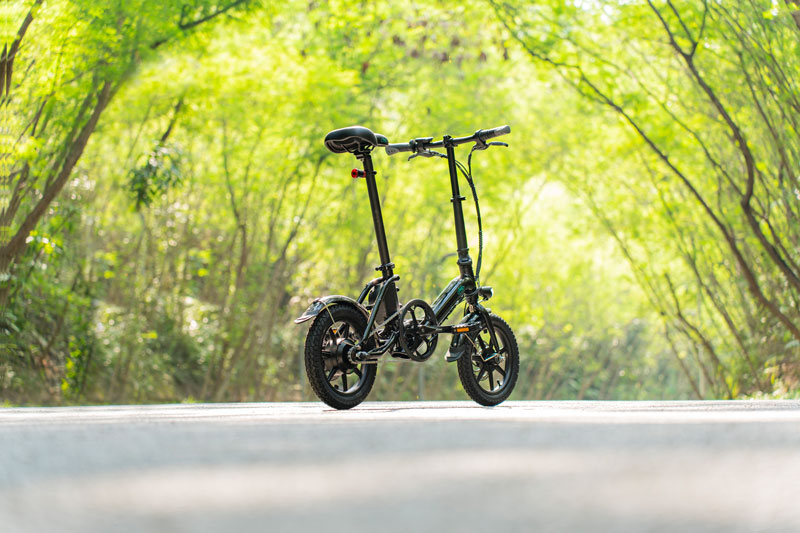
left=324, top=126, right=389, bottom=154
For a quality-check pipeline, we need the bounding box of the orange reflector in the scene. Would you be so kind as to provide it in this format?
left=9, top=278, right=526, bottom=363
left=455, top=327, right=469, bottom=333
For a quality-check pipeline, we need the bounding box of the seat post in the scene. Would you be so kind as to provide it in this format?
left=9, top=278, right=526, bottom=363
left=359, top=152, right=392, bottom=275
left=358, top=151, right=399, bottom=315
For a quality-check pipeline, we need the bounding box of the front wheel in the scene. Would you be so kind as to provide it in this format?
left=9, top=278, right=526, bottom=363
left=457, top=314, right=519, bottom=406
left=304, top=303, right=377, bottom=409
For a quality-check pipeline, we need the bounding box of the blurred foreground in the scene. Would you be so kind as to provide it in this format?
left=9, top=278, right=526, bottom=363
left=2, top=401, right=800, bottom=532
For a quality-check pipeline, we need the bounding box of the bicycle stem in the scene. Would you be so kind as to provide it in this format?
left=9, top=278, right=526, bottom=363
left=444, top=136, right=476, bottom=291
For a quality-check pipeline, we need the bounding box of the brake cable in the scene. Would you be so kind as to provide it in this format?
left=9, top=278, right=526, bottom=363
left=454, top=141, right=508, bottom=284
left=407, top=138, right=505, bottom=284
left=404, top=143, right=482, bottom=279
left=453, top=157, right=482, bottom=283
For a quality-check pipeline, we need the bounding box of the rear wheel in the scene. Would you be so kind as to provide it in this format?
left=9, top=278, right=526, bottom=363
left=304, top=303, right=377, bottom=409
left=457, top=314, right=519, bottom=406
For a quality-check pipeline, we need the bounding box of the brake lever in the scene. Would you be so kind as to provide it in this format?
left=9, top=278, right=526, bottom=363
left=408, top=150, right=446, bottom=161
left=473, top=140, right=509, bottom=151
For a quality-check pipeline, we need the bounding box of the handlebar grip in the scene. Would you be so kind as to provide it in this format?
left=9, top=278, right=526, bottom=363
left=385, top=143, right=413, bottom=156
left=481, top=125, right=511, bottom=140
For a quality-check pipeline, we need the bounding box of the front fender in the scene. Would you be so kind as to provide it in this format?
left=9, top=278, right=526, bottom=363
left=293, top=295, right=369, bottom=325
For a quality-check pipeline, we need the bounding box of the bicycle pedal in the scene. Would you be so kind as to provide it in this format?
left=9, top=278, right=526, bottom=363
left=445, top=350, right=466, bottom=363
left=445, top=335, right=468, bottom=362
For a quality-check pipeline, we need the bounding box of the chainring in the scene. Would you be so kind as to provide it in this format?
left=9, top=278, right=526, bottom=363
left=397, top=298, right=439, bottom=362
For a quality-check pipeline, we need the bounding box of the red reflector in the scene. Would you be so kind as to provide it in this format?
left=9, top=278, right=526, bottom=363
left=351, top=169, right=359, bottom=178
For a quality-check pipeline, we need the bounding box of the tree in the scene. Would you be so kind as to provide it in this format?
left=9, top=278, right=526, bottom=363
left=491, top=0, right=800, bottom=393
left=1, top=0, right=254, bottom=296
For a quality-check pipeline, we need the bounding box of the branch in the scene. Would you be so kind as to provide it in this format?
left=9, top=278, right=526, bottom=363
left=785, top=0, right=800, bottom=32
left=179, top=0, right=248, bottom=31
left=0, top=0, right=43, bottom=101
left=666, top=0, right=696, bottom=48
left=150, top=0, right=249, bottom=49
left=650, top=1, right=756, bottom=197
left=645, top=157, right=766, bottom=389
left=160, top=97, right=184, bottom=144
left=664, top=325, right=704, bottom=399
left=649, top=0, right=800, bottom=296
left=0, top=81, right=113, bottom=271
left=495, top=0, right=800, bottom=342
left=0, top=163, right=30, bottom=231
left=664, top=273, right=732, bottom=398
left=695, top=0, right=709, bottom=55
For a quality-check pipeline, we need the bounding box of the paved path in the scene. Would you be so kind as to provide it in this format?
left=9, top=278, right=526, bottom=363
left=2, top=401, right=800, bottom=532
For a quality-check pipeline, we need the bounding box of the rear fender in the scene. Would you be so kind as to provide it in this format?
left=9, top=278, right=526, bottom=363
left=293, top=295, right=369, bottom=325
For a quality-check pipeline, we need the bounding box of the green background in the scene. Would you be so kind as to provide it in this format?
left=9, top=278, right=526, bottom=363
left=2, top=0, right=799, bottom=404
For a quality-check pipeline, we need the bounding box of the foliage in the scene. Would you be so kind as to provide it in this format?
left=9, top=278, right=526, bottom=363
left=2, top=0, right=796, bottom=404
left=491, top=0, right=800, bottom=397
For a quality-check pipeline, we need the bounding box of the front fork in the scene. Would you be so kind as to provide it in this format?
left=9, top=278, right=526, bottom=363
left=445, top=293, right=500, bottom=363
left=478, top=305, right=500, bottom=350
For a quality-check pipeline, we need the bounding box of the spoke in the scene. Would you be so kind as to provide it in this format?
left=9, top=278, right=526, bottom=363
left=339, top=323, right=350, bottom=340
left=488, top=369, right=495, bottom=391
left=320, top=350, right=334, bottom=357
left=476, top=367, right=486, bottom=383
left=353, top=367, right=363, bottom=378
left=495, top=366, right=506, bottom=378
left=498, top=346, right=507, bottom=355
left=327, top=368, right=337, bottom=382
left=342, top=372, right=348, bottom=392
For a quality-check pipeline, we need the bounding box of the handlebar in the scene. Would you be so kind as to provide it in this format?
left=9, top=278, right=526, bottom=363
left=477, top=125, right=511, bottom=141
left=385, top=143, right=413, bottom=156
left=384, top=125, right=510, bottom=156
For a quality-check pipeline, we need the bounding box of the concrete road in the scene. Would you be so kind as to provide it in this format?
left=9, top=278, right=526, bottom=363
left=2, top=401, right=800, bottom=532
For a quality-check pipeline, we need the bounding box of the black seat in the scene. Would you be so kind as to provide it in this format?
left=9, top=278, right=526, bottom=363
left=324, top=126, right=388, bottom=154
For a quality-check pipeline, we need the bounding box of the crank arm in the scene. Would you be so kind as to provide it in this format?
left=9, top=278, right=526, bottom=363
left=351, top=332, right=397, bottom=362
left=355, top=355, right=419, bottom=365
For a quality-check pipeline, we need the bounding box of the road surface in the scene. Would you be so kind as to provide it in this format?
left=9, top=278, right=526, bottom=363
left=2, top=401, right=800, bottom=532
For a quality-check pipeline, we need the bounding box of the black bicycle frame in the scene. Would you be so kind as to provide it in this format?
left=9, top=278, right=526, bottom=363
left=352, top=141, right=490, bottom=353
